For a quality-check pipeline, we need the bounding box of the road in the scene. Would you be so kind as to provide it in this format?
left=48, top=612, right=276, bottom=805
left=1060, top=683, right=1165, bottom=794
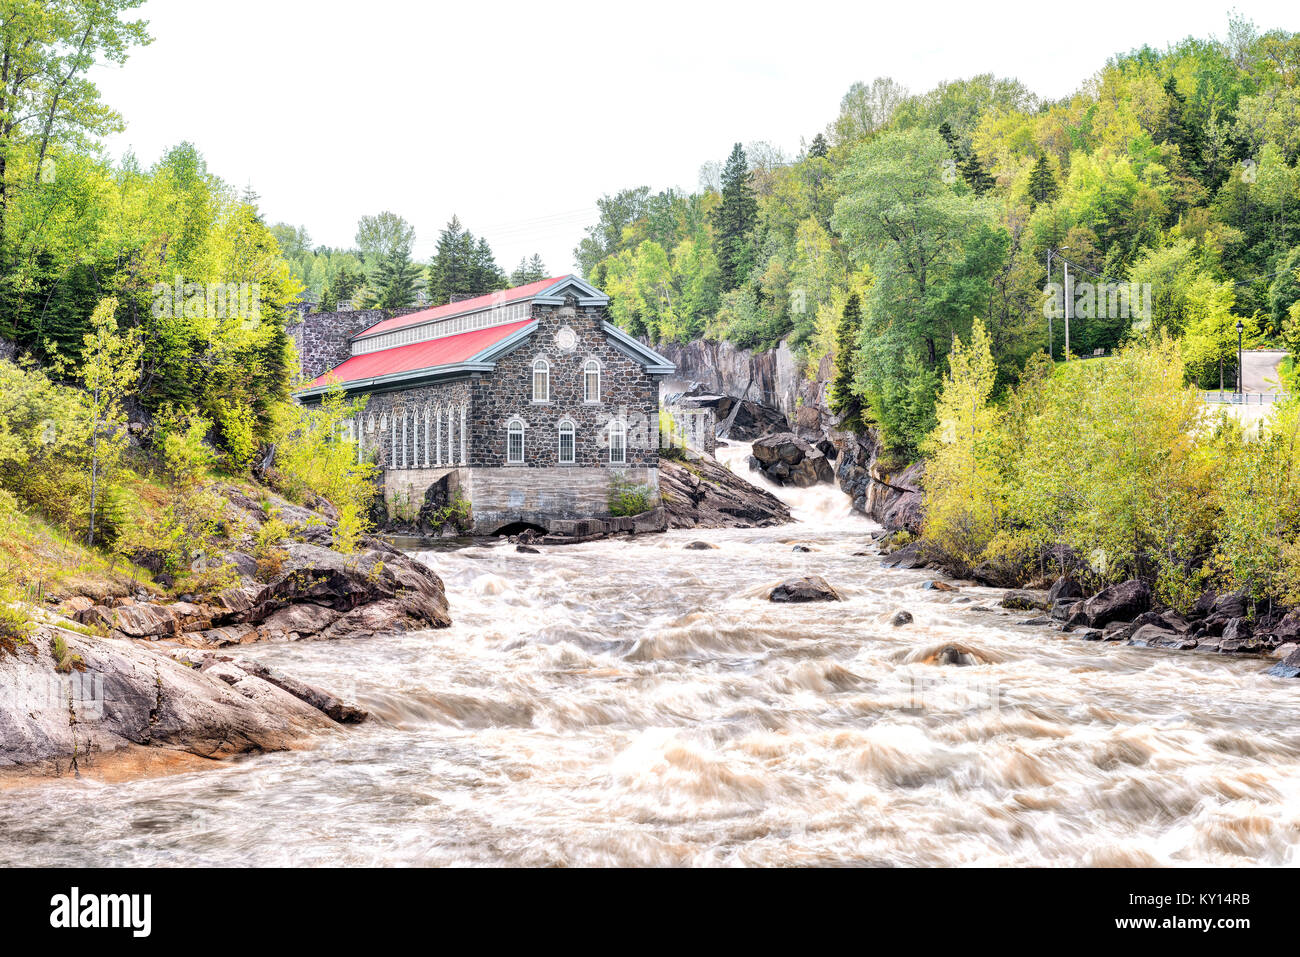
left=1241, top=349, right=1287, bottom=394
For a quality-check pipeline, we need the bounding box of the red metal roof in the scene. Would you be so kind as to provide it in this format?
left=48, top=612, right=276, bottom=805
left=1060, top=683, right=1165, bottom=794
left=308, top=318, right=534, bottom=388
left=354, top=277, right=563, bottom=339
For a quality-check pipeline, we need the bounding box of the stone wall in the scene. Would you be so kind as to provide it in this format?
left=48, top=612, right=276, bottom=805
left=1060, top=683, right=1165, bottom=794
left=352, top=380, right=474, bottom=472
left=463, top=466, right=660, bottom=534
left=469, top=299, right=662, bottom=470
left=288, top=307, right=424, bottom=381
left=383, top=466, right=461, bottom=519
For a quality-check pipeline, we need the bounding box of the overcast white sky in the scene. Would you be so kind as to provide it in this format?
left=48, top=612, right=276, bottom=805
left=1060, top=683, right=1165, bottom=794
left=92, top=0, right=1296, bottom=275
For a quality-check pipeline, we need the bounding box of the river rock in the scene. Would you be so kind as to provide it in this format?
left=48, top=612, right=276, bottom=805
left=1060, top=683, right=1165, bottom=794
left=660, top=452, right=791, bottom=529
left=751, top=433, right=835, bottom=488
left=890, top=610, right=914, bottom=627
left=0, top=625, right=348, bottom=776
left=1050, top=598, right=1080, bottom=622
left=1047, top=577, right=1084, bottom=603
left=1000, top=590, right=1050, bottom=612
left=1267, top=648, right=1300, bottom=678
left=1128, top=624, right=1197, bottom=650
left=1081, top=580, right=1151, bottom=628
left=769, top=576, right=841, bottom=603
left=683, top=541, right=718, bottom=550
left=227, top=659, right=367, bottom=724
left=880, top=541, right=935, bottom=571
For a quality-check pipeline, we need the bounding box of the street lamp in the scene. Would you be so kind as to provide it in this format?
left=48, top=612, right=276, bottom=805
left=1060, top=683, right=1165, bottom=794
left=1237, top=320, right=1244, bottom=398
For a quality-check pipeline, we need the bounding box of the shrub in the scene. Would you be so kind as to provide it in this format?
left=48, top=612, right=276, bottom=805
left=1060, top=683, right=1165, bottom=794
left=274, top=384, right=378, bottom=552
left=609, top=476, right=654, bottom=517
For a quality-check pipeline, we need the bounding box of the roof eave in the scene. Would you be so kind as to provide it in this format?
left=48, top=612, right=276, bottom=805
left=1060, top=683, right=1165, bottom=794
left=296, top=361, right=496, bottom=400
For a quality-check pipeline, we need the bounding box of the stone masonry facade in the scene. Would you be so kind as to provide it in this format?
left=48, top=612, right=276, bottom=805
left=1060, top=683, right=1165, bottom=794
left=468, top=300, right=659, bottom=470
left=311, top=291, right=669, bottom=533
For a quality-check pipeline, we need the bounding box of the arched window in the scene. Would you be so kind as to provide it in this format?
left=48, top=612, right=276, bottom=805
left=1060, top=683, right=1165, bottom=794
left=558, top=419, right=576, bottom=464
left=532, top=358, right=550, bottom=403
left=608, top=419, right=627, bottom=465
left=506, top=418, right=526, bottom=464
left=584, top=359, right=601, bottom=403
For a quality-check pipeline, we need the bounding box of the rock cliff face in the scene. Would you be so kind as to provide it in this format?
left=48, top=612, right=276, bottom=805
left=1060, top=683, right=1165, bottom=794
left=830, top=427, right=924, bottom=534
left=657, top=339, right=802, bottom=423
left=657, top=337, right=920, bottom=529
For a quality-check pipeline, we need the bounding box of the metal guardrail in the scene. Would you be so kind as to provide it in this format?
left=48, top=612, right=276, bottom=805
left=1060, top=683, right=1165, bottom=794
left=1201, top=392, right=1286, bottom=405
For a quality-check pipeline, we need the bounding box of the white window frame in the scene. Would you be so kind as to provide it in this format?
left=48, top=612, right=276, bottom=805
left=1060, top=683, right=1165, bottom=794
left=608, top=419, right=627, bottom=465
left=506, top=418, right=526, bottom=464
left=532, top=358, right=550, bottom=403
left=557, top=419, right=576, bottom=465
left=583, top=359, right=601, bottom=403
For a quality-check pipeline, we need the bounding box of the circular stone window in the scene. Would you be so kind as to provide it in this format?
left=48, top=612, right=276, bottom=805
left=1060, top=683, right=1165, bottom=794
left=555, top=326, right=577, bottom=352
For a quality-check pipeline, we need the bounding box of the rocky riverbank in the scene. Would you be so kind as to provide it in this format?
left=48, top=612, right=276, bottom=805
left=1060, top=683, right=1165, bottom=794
left=0, top=483, right=450, bottom=779
left=660, top=450, right=791, bottom=528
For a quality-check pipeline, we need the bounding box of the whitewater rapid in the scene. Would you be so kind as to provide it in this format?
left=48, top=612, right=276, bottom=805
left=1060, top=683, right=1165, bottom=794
left=2, top=447, right=1297, bottom=866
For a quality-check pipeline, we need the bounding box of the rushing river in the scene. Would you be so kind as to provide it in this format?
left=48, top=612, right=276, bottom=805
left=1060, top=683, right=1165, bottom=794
left=3, top=445, right=1299, bottom=867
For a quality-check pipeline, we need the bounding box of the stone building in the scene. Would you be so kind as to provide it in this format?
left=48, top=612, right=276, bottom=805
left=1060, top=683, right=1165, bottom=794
left=294, top=275, right=676, bottom=534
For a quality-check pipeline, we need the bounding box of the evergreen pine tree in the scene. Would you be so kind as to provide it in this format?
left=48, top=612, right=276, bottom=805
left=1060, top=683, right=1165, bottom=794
left=1026, top=153, right=1059, bottom=209
left=510, top=257, right=530, bottom=286
left=830, top=292, right=864, bottom=423
left=366, top=251, right=421, bottom=309
left=808, top=133, right=829, bottom=159
left=711, top=143, right=758, bottom=291
left=427, top=216, right=475, bottom=304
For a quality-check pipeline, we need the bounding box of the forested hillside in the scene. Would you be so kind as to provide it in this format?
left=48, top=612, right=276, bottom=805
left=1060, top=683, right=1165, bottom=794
left=578, top=16, right=1300, bottom=455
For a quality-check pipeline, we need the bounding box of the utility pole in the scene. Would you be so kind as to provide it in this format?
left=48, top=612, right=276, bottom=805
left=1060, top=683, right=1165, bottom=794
left=1063, top=259, right=1071, bottom=361
left=1046, top=248, right=1054, bottom=360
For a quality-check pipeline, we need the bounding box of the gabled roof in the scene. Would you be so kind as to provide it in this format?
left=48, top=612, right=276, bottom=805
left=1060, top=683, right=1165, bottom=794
left=350, top=274, right=610, bottom=343
left=354, top=277, right=562, bottom=340
left=294, top=274, right=674, bottom=400
left=303, top=319, right=533, bottom=393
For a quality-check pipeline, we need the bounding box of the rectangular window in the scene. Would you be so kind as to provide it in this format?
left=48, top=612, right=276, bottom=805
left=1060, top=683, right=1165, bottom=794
left=508, top=426, right=525, bottom=464
left=558, top=427, right=575, bottom=464
left=610, top=424, right=626, bottom=465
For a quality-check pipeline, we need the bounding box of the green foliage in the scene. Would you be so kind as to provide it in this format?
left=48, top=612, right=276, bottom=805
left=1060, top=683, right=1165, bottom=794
left=154, top=405, right=217, bottom=486
left=922, top=335, right=1223, bottom=605
left=922, top=319, right=1002, bottom=570
left=274, top=384, right=378, bottom=553
left=426, top=216, right=507, bottom=305
left=608, top=476, right=654, bottom=517
left=712, top=143, right=759, bottom=291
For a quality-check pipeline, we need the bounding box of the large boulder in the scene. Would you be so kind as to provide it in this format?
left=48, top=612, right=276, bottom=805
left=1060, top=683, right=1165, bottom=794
left=1081, top=580, right=1151, bottom=628
left=1048, top=577, right=1084, bottom=603
left=660, top=452, right=791, bottom=529
left=1000, top=590, right=1050, bottom=612
left=0, top=625, right=355, bottom=776
left=751, top=433, right=835, bottom=488
left=245, top=542, right=451, bottom=637
left=769, top=576, right=842, bottom=603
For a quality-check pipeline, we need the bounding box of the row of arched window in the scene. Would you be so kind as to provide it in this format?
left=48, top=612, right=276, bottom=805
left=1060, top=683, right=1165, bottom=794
left=505, top=416, right=626, bottom=466
left=357, top=404, right=468, bottom=469
left=531, top=358, right=601, bottom=404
